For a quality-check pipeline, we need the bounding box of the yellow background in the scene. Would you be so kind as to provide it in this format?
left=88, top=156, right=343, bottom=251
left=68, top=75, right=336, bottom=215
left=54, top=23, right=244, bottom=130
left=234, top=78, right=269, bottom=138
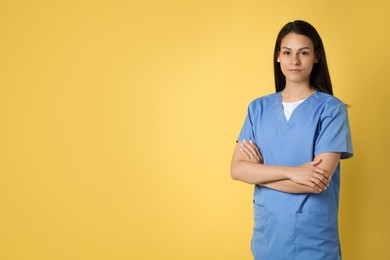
left=1, top=0, right=389, bottom=259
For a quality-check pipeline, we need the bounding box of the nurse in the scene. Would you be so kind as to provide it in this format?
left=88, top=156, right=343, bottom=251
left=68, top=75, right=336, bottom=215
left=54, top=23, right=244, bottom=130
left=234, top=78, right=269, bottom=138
left=230, top=20, right=353, bottom=260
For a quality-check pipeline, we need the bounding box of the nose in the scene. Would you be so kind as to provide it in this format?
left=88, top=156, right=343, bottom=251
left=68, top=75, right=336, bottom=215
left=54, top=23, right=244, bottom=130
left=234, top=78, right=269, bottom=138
left=291, top=54, right=300, bottom=65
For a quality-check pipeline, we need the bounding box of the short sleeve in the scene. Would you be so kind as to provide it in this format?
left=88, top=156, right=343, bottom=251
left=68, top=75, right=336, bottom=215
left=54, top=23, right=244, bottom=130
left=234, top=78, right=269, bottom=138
left=315, top=102, right=353, bottom=159
left=236, top=102, right=256, bottom=142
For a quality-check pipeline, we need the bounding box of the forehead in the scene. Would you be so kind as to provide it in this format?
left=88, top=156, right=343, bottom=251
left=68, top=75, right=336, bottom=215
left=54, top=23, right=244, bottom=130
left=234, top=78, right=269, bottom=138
left=281, top=33, right=314, bottom=49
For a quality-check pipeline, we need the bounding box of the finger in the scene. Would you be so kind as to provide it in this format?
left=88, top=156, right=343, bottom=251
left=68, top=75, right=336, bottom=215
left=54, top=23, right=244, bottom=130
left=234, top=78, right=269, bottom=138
left=240, top=142, right=259, bottom=161
left=313, top=173, right=329, bottom=186
left=242, top=145, right=261, bottom=161
left=240, top=146, right=252, bottom=160
left=242, top=141, right=258, bottom=159
left=307, top=158, right=322, bottom=166
left=248, top=140, right=261, bottom=156
left=306, top=180, right=323, bottom=192
left=305, top=182, right=321, bottom=193
left=310, top=176, right=327, bottom=189
left=314, top=168, right=330, bottom=179
left=249, top=140, right=263, bottom=158
left=309, top=180, right=325, bottom=192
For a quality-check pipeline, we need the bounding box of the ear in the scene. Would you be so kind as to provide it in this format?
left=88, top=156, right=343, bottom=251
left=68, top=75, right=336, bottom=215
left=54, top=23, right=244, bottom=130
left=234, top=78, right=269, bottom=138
left=277, top=52, right=280, bottom=63
left=314, top=52, right=320, bottom=63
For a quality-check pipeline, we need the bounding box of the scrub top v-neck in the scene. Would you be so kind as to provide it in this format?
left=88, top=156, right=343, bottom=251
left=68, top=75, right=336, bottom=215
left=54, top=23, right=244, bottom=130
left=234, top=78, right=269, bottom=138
left=237, top=91, right=353, bottom=260
left=282, top=98, right=306, bottom=121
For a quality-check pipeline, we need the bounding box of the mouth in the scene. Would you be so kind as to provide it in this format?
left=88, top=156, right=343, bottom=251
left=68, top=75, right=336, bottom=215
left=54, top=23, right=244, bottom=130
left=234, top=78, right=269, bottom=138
left=287, top=69, right=302, bottom=72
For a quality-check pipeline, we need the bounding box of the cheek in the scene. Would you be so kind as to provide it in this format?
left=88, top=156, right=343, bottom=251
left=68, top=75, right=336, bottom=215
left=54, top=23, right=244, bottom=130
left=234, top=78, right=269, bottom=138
left=279, top=60, right=289, bottom=72
left=306, top=62, right=315, bottom=72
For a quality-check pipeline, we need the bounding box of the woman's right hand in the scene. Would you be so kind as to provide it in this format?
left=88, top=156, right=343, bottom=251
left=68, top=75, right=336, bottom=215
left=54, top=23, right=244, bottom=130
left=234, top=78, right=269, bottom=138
left=288, top=159, right=330, bottom=192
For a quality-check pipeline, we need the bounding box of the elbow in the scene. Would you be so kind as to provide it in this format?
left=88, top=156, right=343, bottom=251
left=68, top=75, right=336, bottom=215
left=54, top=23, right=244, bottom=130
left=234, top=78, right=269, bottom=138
left=230, top=161, right=255, bottom=184
left=230, top=163, right=250, bottom=183
left=230, top=165, right=241, bottom=181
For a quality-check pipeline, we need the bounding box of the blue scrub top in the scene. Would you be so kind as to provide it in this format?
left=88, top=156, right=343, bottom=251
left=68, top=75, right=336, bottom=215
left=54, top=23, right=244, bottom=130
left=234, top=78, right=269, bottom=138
left=237, top=91, right=353, bottom=260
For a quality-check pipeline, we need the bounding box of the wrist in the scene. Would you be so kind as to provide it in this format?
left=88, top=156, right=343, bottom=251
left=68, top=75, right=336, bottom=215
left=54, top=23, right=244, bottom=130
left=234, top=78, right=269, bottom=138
left=284, top=166, right=295, bottom=180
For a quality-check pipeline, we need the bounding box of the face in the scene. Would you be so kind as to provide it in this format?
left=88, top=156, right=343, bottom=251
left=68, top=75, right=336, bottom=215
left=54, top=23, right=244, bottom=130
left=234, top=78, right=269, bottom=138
left=277, top=33, right=319, bottom=85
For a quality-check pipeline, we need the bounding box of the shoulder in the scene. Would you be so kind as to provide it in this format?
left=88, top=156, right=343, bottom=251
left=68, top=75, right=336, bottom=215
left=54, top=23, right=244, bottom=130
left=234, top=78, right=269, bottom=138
left=248, top=92, right=279, bottom=109
left=311, top=92, right=348, bottom=117
left=312, top=91, right=345, bottom=106
left=312, top=91, right=347, bottom=109
left=245, top=92, right=279, bottom=117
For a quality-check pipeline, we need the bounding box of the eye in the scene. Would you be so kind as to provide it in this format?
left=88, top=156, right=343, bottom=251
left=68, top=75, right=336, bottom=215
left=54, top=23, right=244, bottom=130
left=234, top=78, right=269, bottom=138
left=282, top=51, right=291, bottom=55
left=300, top=51, right=309, bottom=56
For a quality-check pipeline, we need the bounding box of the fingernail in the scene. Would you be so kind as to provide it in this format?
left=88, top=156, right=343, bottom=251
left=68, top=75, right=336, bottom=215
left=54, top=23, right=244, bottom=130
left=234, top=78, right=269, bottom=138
left=249, top=140, right=253, bottom=143
left=319, top=189, right=322, bottom=192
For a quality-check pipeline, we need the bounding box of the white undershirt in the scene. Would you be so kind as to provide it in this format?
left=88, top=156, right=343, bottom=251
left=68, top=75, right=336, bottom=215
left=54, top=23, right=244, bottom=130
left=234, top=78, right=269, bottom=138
left=282, top=99, right=306, bottom=121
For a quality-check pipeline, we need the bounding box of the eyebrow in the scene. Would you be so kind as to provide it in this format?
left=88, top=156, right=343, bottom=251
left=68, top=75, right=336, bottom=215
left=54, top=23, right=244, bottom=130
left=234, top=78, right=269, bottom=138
left=282, top=47, right=312, bottom=51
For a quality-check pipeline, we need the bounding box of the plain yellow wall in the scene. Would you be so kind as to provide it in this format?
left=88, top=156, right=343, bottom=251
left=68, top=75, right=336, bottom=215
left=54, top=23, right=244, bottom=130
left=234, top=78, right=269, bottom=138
left=1, top=0, right=389, bottom=259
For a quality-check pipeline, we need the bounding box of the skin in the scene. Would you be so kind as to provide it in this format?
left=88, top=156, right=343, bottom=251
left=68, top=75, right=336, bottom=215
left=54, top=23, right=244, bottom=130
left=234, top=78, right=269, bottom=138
left=230, top=33, right=341, bottom=193
left=277, top=33, right=319, bottom=102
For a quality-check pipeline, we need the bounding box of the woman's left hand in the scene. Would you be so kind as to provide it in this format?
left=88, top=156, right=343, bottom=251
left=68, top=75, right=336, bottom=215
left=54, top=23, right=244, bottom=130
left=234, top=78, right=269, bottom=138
left=239, top=140, right=263, bottom=164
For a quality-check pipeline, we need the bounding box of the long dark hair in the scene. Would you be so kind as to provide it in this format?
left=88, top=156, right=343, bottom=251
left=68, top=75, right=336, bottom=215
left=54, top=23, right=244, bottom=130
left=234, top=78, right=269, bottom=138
left=273, top=20, right=333, bottom=95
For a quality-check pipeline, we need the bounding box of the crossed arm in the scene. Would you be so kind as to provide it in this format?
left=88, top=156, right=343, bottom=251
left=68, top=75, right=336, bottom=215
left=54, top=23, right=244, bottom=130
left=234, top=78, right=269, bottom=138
left=230, top=140, right=341, bottom=194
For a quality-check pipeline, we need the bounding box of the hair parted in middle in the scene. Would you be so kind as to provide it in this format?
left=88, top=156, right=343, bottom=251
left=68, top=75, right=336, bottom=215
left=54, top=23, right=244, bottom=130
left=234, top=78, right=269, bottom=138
left=273, top=20, right=333, bottom=95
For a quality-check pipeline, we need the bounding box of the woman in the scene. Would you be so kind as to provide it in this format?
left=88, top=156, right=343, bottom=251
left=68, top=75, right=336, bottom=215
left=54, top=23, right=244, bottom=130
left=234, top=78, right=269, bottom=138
left=230, top=20, right=353, bottom=260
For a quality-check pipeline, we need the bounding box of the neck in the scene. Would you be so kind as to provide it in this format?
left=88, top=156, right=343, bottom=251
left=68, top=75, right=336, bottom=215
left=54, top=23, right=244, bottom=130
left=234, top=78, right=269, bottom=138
left=282, top=83, right=314, bottom=102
